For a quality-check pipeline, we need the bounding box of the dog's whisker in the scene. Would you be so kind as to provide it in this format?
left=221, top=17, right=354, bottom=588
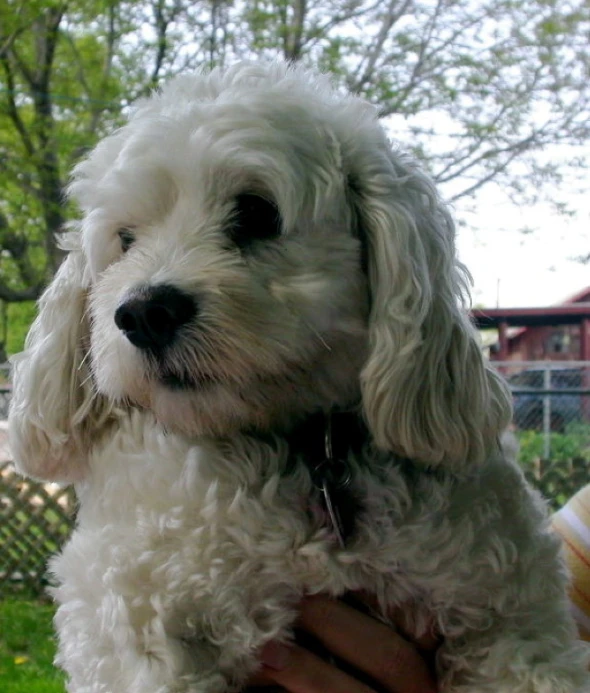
left=306, top=323, right=332, bottom=352
left=77, top=349, right=93, bottom=373
left=78, top=370, right=95, bottom=391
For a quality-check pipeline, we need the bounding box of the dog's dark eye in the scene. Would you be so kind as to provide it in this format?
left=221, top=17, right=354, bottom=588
left=227, top=194, right=282, bottom=250
left=117, top=228, right=136, bottom=253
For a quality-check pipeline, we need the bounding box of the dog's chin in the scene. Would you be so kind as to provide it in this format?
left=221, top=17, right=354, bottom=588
left=104, top=336, right=367, bottom=437
left=159, top=371, right=217, bottom=391
left=148, top=379, right=271, bottom=437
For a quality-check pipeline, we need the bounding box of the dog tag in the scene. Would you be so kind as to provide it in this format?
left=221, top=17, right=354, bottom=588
left=320, top=474, right=346, bottom=549
left=313, top=454, right=352, bottom=549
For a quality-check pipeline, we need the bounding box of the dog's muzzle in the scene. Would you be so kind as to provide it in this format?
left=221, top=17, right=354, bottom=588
left=114, top=284, right=196, bottom=352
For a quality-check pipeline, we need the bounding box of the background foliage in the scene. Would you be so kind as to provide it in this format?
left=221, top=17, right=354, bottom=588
left=518, top=424, right=590, bottom=510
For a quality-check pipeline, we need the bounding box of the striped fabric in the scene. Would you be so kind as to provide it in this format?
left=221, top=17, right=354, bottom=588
left=552, top=484, right=590, bottom=641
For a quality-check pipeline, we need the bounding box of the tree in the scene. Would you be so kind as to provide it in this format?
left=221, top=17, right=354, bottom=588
left=0, top=0, right=588, bottom=317
left=0, top=0, right=126, bottom=303
left=232, top=0, right=590, bottom=206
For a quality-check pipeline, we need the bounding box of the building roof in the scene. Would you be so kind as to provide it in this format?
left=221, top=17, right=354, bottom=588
left=561, top=286, right=590, bottom=304
left=472, top=287, right=590, bottom=331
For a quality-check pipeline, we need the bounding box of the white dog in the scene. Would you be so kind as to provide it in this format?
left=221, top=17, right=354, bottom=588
left=8, top=62, right=589, bottom=692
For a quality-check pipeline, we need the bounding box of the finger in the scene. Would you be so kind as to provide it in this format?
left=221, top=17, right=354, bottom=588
left=351, top=592, right=440, bottom=652
left=257, top=640, right=376, bottom=693
left=298, top=595, right=438, bottom=693
left=246, top=669, right=279, bottom=686
left=386, top=606, right=439, bottom=652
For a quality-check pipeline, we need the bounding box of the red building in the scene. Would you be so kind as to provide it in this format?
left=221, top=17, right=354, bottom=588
left=472, top=288, right=590, bottom=362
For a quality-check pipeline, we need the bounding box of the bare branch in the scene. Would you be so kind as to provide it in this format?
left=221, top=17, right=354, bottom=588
left=306, top=0, right=380, bottom=43
left=0, top=283, right=43, bottom=302
left=0, top=212, right=46, bottom=300
left=285, top=0, right=308, bottom=62
left=6, top=43, right=35, bottom=87
left=378, top=7, right=494, bottom=117
left=0, top=231, right=43, bottom=290
left=34, top=6, right=65, bottom=93
left=349, top=0, right=413, bottom=94
left=0, top=2, right=35, bottom=60
left=0, top=54, right=36, bottom=156
left=149, top=0, right=184, bottom=87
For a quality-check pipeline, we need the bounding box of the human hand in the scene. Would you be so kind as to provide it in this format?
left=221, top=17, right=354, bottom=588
left=247, top=594, right=439, bottom=693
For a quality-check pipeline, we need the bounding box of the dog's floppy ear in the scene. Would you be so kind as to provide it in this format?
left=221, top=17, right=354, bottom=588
left=352, top=142, right=511, bottom=473
left=8, top=233, right=110, bottom=482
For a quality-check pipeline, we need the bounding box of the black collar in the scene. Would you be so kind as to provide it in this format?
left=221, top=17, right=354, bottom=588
left=286, top=409, right=367, bottom=464
left=286, top=409, right=366, bottom=547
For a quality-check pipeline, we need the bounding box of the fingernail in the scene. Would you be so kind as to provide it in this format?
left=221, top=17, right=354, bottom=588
left=260, top=641, right=291, bottom=671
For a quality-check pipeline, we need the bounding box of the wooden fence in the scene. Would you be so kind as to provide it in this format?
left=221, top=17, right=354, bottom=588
left=1, top=456, right=590, bottom=595
left=0, top=413, right=589, bottom=594
left=0, top=457, right=76, bottom=594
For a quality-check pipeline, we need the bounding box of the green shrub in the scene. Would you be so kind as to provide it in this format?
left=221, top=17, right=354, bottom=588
left=517, top=423, right=590, bottom=464
left=516, top=423, right=590, bottom=510
left=5, top=302, right=37, bottom=356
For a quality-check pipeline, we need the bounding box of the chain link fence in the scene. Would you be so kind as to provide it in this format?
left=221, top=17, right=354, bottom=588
left=497, top=361, right=590, bottom=432
left=495, top=361, right=590, bottom=462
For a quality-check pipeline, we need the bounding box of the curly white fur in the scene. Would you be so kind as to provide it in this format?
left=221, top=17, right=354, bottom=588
left=8, top=61, right=589, bottom=692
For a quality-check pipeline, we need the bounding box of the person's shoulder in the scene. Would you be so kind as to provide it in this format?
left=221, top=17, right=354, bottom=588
left=552, top=484, right=590, bottom=642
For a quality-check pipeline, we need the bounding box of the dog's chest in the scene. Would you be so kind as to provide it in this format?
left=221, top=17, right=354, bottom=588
left=57, top=419, right=535, bottom=678
left=73, top=427, right=369, bottom=603
left=71, top=420, right=511, bottom=627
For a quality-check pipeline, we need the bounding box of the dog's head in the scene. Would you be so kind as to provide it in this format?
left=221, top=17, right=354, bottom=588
left=9, top=62, right=511, bottom=482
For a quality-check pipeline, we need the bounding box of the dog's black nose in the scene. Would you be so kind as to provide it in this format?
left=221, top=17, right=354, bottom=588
left=114, top=285, right=196, bottom=351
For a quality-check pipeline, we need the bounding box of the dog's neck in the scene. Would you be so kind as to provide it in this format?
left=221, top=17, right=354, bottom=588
left=286, top=409, right=366, bottom=462
left=286, top=409, right=366, bottom=547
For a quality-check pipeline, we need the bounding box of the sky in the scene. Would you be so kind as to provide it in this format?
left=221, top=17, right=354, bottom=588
left=387, top=109, right=590, bottom=311
left=454, top=188, right=590, bottom=309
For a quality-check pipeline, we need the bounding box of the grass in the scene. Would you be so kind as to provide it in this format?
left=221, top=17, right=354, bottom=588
left=0, top=595, right=65, bottom=693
